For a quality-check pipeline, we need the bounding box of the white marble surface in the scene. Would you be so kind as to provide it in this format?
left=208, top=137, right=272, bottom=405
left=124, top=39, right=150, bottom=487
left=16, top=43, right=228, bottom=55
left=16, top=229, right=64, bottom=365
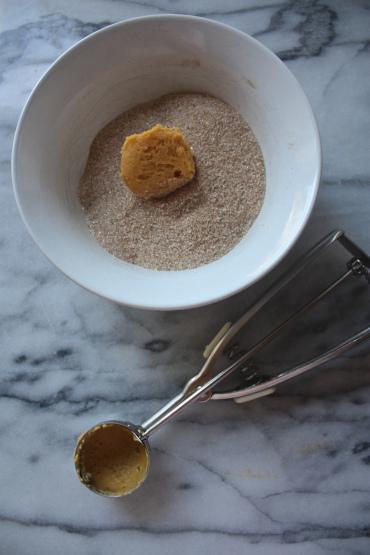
left=1, top=1, right=370, bottom=553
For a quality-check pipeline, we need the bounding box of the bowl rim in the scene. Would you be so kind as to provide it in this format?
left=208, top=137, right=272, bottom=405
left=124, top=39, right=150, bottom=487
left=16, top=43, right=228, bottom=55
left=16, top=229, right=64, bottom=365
left=12, top=14, right=321, bottom=311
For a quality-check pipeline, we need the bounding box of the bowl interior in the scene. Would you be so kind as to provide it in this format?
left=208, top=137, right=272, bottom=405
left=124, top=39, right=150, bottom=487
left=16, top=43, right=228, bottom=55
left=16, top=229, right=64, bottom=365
left=13, top=16, right=320, bottom=309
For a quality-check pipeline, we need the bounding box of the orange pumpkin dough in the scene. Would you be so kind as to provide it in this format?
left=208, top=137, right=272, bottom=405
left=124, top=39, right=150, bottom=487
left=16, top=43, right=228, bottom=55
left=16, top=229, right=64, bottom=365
left=120, top=124, right=195, bottom=199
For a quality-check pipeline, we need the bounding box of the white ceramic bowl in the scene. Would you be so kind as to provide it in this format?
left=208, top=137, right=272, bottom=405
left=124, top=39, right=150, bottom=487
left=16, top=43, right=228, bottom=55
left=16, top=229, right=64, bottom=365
left=12, top=15, right=321, bottom=310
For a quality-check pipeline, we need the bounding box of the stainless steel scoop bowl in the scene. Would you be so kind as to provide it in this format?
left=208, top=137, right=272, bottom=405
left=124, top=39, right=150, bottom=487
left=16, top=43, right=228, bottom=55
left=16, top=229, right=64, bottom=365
left=74, top=231, right=370, bottom=497
left=74, top=345, right=247, bottom=496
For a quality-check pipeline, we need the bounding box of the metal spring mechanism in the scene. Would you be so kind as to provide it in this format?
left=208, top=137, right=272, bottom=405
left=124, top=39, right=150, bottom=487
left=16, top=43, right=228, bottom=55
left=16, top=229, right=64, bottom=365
left=142, top=231, right=370, bottom=434
left=203, top=230, right=370, bottom=403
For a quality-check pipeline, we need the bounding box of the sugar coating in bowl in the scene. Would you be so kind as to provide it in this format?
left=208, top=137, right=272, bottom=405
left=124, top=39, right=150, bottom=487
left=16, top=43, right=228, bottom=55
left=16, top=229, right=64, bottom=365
left=12, top=15, right=321, bottom=309
left=79, top=93, right=266, bottom=271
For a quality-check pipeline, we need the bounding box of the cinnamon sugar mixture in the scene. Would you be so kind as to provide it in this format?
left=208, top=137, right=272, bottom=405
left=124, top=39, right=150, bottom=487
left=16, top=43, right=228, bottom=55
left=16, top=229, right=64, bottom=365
left=79, top=93, right=265, bottom=271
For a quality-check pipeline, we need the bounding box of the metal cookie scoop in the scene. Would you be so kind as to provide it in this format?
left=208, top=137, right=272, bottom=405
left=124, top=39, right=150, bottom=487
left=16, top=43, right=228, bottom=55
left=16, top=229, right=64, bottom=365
left=74, top=231, right=370, bottom=497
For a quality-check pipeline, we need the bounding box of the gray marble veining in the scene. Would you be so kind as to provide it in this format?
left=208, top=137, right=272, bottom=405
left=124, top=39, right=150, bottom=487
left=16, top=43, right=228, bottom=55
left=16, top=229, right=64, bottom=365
left=1, top=1, right=370, bottom=554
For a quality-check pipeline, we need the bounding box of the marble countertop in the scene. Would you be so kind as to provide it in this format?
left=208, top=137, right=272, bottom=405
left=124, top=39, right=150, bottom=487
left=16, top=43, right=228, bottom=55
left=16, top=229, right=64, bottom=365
left=1, top=1, right=370, bottom=553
